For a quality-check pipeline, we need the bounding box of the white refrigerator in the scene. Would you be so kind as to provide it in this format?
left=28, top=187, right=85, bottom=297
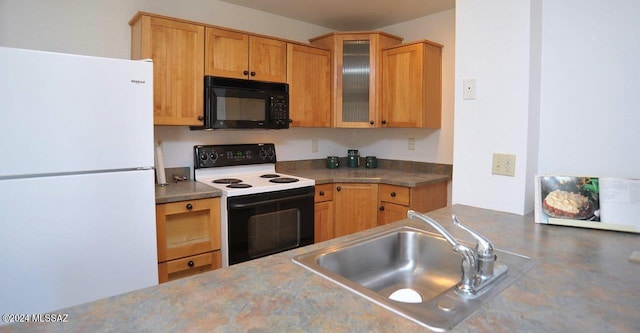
left=0, top=47, right=158, bottom=317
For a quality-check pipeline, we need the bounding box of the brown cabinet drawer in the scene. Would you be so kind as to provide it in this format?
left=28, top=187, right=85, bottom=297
left=314, top=183, right=334, bottom=203
left=379, top=184, right=410, bottom=206
left=158, top=251, right=221, bottom=283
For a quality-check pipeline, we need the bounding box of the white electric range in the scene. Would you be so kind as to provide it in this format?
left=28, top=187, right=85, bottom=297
left=194, top=143, right=315, bottom=267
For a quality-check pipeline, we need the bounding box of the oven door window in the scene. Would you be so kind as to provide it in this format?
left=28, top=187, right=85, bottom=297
left=248, top=208, right=299, bottom=258
left=227, top=187, right=314, bottom=265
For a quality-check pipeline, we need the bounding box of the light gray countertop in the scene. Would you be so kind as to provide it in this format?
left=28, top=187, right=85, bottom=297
left=4, top=204, right=639, bottom=332
left=287, top=167, right=450, bottom=187
left=154, top=181, right=222, bottom=204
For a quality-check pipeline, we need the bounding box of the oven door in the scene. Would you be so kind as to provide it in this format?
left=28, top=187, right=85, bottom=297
left=226, top=186, right=314, bottom=265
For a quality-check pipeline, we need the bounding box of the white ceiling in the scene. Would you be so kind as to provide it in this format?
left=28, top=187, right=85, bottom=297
left=219, top=0, right=455, bottom=30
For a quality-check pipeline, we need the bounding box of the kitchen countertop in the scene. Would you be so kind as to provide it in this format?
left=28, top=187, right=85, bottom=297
left=286, top=167, right=450, bottom=187
left=4, top=204, right=639, bottom=332
left=154, top=181, right=222, bottom=204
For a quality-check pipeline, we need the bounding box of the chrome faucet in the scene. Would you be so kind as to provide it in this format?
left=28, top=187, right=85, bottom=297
left=407, top=210, right=501, bottom=296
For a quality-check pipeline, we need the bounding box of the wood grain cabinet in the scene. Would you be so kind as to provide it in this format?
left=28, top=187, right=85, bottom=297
left=310, top=32, right=402, bottom=128
left=378, top=182, right=448, bottom=226
left=287, top=43, right=332, bottom=127
left=130, top=13, right=205, bottom=126
left=155, top=197, right=221, bottom=283
left=333, top=183, right=379, bottom=237
left=314, top=184, right=334, bottom=243
left=381, top=40, right=443, bottom=128
left=205, top=27, right=287, bottom=83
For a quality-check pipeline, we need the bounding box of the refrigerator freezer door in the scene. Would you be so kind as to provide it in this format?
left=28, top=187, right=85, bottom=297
left=0, top=169, right=158, bottom=315
left=0, top=47, right=153, bottom=178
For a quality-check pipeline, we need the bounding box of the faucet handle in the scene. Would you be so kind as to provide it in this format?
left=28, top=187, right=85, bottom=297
left=452, top=215, right=494, bottom=258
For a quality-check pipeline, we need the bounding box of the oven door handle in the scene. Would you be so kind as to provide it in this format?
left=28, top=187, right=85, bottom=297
left=227, top=192, right=314, bottom=209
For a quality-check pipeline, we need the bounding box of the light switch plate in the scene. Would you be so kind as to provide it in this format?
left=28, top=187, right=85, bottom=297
left=492, top=153, right=516, bottom=177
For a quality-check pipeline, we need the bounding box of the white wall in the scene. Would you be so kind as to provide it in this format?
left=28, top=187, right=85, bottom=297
left=538, top=0, right=640, bottom=179
left=0, top=0, right=455, bottom=169
left=453, top=0, right=539, bottom=215
left=454, top=0, right=640, bottom=215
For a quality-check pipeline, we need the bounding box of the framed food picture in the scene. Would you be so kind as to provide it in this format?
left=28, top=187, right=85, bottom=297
left=534, top=175, right=640, bottom=233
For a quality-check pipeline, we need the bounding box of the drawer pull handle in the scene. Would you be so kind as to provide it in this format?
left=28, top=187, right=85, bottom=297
left=319, top=191, right=325, bottom=196
left=336, top=186, right=341, bottom=192
left=186, top=203, right=193, bottom=210
left=188, top=260, right=195, bottom=268
left=390, top=192, right=397, bottom=197
left=379, top=206, right=385, bottom=211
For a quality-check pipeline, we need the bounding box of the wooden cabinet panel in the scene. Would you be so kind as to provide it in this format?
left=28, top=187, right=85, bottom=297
left=379, top=184, right=410, bottom=206
left=379, top=202, right=410, bottom=226
left=156, top=197, right=221, bottom=282
left=287, top=43, right=332, bottom=127
left=206, top=28, right=287, bottom=83
left=250, top=36, right=287, bottom=83
left=205, top=27, right=249, bottom=80
left=378, top=182, right=448, bottom=226
left=382, top=40, right=442, bottom=128
left=314, top=183, right=334, bottom=203
left=130, top=14, right=205, bottom=126
left=334, top=183, right=379, bottom=237
left=314, top=201, right=334, bottom=243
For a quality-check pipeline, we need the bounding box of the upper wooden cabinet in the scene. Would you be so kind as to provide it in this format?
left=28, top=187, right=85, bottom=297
left=310, top=32, right=402, bottom=128
left=130, top=14, right=205, bottom=126
left=382, top=40, right=443, bottom=128
left=205, top=27, right=287, bottom=83
left=287, top=43, right=332, bottom=127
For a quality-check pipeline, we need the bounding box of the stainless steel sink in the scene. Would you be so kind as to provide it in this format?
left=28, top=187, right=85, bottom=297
left=293, top=226, right=536, bottom=331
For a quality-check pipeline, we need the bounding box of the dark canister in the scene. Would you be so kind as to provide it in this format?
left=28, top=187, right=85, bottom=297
left=365, top=156, right=378, bottom=169
left=347, top=149, right=360, bottom=168
left=326, top=156, right=340, bottom=169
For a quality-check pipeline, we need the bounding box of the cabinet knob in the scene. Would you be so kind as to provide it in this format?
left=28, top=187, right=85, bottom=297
left=369, top=120, right=374, bottom=125
left=319, top=191, right=325, bottom=196
left=250, top=71, right=256, bottom=76
left=197, top=115, right=204, bottom=121
left=187, top=260, right=195, bottom=268
left=390, top=192, right=396, bottom=197
left=336, top=186, right=341, bottom=192
left=379, top=206, right=385, bottom=211
left=382, top=120, right=387, bottom=125
left=186, top=203, right=193, bottom=210
left=243, top=70, right=249, bottom=75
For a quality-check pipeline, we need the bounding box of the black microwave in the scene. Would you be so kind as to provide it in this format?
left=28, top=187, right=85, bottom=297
left=196, top=76, right=290, bottom=130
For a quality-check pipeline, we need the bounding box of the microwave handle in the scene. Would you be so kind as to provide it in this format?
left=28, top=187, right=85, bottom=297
left=227, top=192, right=314, bottom=209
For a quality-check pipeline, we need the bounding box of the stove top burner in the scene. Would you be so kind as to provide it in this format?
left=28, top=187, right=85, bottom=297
left=227, top=183, right=252, bottom=188
left=269, top=177, right=299, bottom=184
left=213, top=178, right=243, bottom=184
left=260, top=174, right=281, bottom=178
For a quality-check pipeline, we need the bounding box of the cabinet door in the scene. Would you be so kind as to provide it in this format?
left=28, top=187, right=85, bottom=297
left=132, top=15, right=205, bottom=126
left=314, top=201, right=334, bottom=243
left=382, top=41, right=442, bottom=128
left=155, top=198, right=221, bottom=262
left=379, top=202, right=410, bottom=226
left=158, top=251, right=221, bottom=283
left=250, top=36, right=287, bottom=83
left=334, top=183, right=378, bottom=237
left=205, top=27, right=249, bottom=80
left=287, top=43, right=331, bottom=127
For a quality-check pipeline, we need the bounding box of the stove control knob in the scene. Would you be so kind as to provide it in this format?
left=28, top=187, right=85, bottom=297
left=268, top=149, right=275, bottom=159
left=209, top=152, right=218, bottom=161
left=200, top=153, right=208, bottom=161
left=259, top=149, right=268, bottom=159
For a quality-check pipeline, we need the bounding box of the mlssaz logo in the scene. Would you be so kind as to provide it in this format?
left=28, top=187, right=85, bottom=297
left=130, top=79, right=146, bottom=84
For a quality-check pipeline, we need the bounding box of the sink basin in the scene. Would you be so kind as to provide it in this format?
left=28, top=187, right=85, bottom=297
left=293, top=226, right=536, bottom=331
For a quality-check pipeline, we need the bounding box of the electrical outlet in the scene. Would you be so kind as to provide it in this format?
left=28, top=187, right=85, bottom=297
left=311, top=139, right=318, bottom=153
left=408, top=138, right=415, bottom=150
left=492, top=153, right=516, bottom=177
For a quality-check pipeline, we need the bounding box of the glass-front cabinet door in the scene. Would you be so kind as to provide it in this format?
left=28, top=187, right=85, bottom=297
left=310, top=32, right=402, bottom=128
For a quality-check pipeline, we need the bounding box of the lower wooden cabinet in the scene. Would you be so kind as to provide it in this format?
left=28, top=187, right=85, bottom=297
left=334, top=183, right=379, bottom=237
left=378, top=182, right=448, bottom=225
left=155, top=197, right=221, bottom=283
left=313, top=181, right=448, bottom=242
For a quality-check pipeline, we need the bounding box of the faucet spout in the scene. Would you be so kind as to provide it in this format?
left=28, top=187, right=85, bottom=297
left=407, top=210, right=477, bottom=295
